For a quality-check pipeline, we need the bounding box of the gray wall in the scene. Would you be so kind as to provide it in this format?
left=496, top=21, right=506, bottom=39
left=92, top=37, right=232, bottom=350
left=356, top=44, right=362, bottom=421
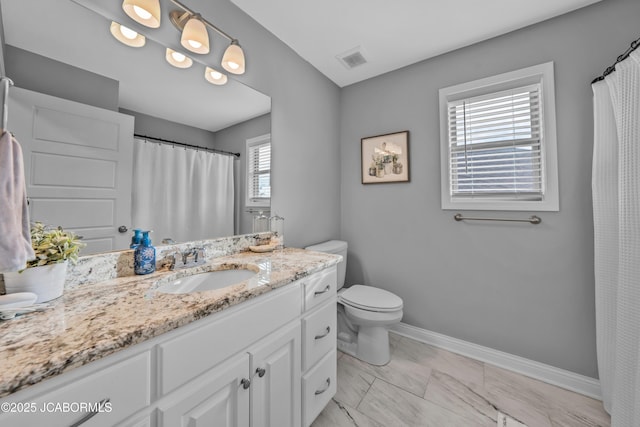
left=198, top=0, right=342, bottom=248
left=120, top=107, right=217, bottom=149
left=340, top=0, right=639, bottom=378
left=215, top=113, right=271, bottom=235
left=4, top=45, right=119, bottom=111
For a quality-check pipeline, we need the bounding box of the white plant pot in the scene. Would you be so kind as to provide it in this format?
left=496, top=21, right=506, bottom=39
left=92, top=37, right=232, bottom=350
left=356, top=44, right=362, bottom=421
left=3, top=261, right=68, bottom=303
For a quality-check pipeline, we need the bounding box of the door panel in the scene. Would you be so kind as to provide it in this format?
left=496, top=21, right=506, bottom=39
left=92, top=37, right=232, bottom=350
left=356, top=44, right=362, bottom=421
left=158, top=354, right=250, bottom=427
left=250, top=322, right=301, bottom=427
left=9, top=87, right=134, bottom=254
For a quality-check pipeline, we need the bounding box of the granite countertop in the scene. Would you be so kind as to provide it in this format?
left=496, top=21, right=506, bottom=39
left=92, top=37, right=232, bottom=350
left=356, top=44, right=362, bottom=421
left=0, top=248, right=341, bottom=398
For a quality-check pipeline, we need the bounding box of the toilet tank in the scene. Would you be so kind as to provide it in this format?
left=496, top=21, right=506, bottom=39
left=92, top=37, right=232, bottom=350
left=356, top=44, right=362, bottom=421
left=305, top=240, right=348, bottom=290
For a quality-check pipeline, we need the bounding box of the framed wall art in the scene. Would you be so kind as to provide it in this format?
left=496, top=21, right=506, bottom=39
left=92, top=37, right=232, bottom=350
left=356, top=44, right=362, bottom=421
left=361, top=131, right=410, bottom=184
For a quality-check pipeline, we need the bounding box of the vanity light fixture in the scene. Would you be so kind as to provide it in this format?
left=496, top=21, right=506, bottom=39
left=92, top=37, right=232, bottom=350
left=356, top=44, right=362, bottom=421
left=110, top=21, right=146, bottom=47
left=180, top=14, right=209, bottom=54
left=204, top=67, right=228, bottom=85
left=221, top=40, right=245, bottom=75
left=122, top=0, right=161, bottom=28
left=169, top=0, right=246, bottom=74
left=165, top=48, right=193, bottom=68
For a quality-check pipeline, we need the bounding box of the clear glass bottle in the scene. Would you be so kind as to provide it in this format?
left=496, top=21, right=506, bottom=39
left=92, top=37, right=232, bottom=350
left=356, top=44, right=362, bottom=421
left=253, top=211, right=270, bottom=233
left=269, top=215, right=285, bottom=249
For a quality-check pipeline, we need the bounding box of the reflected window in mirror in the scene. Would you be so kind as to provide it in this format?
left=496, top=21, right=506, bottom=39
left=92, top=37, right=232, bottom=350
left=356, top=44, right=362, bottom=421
left=246, top=134, right=271, bottom=209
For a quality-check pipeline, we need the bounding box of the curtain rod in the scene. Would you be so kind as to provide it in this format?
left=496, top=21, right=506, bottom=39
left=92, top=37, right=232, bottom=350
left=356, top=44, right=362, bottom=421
left=134, top=133, right=240, bottom=158
left=591, top=35, right=640, bottom=84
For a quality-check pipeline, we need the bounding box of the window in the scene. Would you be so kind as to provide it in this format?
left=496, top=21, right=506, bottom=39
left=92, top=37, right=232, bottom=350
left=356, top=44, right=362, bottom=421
left=246, top=134, right=271, bottom=208
left=439, top=62, right=559, bottom=211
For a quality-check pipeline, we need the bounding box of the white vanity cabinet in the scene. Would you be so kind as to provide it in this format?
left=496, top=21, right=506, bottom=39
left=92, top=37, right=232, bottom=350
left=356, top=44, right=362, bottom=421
left=300, top=268, right=338, bottom=427
left=0, top=264, right=338, bottom=427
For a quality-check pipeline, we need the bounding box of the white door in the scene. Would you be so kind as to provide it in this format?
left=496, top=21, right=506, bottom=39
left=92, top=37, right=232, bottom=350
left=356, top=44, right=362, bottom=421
left=8, top=87, right=134, bottom=254
left=158, top=354, right=251, bottom=427
left=250, top=322, right=301, bottom=427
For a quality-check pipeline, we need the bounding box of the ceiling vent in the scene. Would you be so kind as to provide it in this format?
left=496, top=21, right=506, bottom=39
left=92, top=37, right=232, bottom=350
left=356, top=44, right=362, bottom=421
left=336, top=46, right=367, bottom=70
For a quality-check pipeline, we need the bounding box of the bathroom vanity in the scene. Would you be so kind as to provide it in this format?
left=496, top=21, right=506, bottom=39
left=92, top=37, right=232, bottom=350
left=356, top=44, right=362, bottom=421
left=0, top=243, right=340, bottom=427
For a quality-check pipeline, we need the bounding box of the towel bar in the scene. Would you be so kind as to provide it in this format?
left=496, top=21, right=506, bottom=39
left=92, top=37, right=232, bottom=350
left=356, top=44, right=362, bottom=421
left=454, top=213, right=541, bottom=225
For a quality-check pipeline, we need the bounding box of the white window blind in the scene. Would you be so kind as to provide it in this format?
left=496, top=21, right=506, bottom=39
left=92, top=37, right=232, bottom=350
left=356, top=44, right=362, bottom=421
left=247, top=137, right=271, bottom=205
left=448, top=84, right=543, bottom=200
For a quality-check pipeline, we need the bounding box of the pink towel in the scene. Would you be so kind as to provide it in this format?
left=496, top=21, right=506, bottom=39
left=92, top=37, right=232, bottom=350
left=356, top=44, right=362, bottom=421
left=0, top=131, right=34, bottom=271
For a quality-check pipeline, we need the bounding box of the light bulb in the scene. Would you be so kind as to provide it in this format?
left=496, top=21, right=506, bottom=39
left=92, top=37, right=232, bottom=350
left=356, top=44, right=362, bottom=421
left=171, top=51, right=186, bottom=62
left=110, top=21, right=145, bottom=47
left=204, top=67, right=227, bottom=85
left=119, top=25, right=138, bottom=40
left=188, top=40, right=202, bottom=49
left=133, top=5, right=152, bottom=20
left=165, top=48, right=192, bottom=68
left=122, top=0, right=160, bottom=28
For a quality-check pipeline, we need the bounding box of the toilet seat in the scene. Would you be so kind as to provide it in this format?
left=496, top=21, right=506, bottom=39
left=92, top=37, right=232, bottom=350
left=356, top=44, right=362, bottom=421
left=339, top=285, right=403, bottom=313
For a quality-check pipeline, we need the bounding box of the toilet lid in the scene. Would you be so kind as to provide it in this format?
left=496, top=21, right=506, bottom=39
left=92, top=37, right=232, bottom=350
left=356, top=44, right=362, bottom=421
left=339, top=285, right=403, bottom=312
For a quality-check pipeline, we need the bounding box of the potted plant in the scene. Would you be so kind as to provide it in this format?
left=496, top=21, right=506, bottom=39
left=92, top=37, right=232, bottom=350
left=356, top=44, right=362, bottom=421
left=3, top=222, right=85, bottom=303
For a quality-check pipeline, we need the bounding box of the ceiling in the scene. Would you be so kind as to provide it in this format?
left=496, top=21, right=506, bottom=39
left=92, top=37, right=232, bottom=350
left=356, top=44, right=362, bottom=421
left=0, top=0, right=270, bottom=132
left=231, top=0, right=602, bottom=87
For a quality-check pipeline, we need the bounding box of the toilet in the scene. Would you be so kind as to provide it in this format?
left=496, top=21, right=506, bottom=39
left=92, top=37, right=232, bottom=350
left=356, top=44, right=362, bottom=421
left=305, top=240, right=403, bottom=365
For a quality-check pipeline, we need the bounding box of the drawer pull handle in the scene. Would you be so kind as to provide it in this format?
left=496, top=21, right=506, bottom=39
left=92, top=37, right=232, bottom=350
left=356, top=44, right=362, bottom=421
left=314, top=378, right=331, bottom=395
left=314, top=285, right=331, bottom=297
left=241, top=378, right=251, bottom=389
left=256, top=367, right=266, bottom=378
left=69, top=397, right=110, bottom=427
left=314, top=326, right=331, bottom=340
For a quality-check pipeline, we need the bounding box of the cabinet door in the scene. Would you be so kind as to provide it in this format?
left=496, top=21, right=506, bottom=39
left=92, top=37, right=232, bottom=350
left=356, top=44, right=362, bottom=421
left=249, top=322, right=301, bottom=427
left=158, top=354, right=250, bottom=427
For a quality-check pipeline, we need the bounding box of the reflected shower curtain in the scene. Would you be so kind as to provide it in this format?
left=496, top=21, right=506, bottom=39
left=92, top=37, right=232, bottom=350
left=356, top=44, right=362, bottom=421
left=592, top=50, right=640, bottom=426
left=132, top=139, right=234, bottom=243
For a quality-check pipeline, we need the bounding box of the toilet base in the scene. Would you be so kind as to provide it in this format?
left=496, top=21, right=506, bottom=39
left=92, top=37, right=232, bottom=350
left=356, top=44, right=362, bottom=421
left=356, top=325, right=391, bottom=365
left=336, top=322, right=392, bottom=366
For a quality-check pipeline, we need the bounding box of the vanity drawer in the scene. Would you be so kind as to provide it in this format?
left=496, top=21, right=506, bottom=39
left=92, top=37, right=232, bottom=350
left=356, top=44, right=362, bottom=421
left=302, top=301, right=336, bottom=371
left=0, top=351, right=151, bottom=427
left=158, top=284, right=301, bottom=395
left=302, top=350, right=337, bottom=427
left=303, top=266, right=337, bottom=312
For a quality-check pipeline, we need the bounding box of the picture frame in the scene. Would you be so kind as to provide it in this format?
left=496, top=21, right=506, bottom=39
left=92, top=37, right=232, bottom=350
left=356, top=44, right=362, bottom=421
left=361, top=131, right=410, bottom=184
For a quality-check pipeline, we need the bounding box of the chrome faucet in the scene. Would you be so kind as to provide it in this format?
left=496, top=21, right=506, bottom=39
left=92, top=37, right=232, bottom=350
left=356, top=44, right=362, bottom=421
left=180, top=247, right=206, bottom=267
left=162, top=247, right=206, bottom=270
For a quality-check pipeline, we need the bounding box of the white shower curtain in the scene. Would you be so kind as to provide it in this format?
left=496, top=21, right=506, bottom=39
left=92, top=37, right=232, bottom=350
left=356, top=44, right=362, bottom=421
left=132, top=139, right=234, bottom=243
left=592, top=50, right=640, bottom=426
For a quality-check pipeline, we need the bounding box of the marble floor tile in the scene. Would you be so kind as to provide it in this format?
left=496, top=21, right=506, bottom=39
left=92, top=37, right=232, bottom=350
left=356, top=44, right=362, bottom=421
left=311, top=398, right=384, bottom=427
left=317, top=336, right=609, bottom=427
left=394, top=335, right=485, bottom=390
left=358, top=378, right=476, bottom=427
left=484, top=364, right=609, bottom=427
left=498, top=411, right=528, bottom=426
left=334, top=357, right=376, bottom=408
left=423, top=369, right=497, bottom=426
left=545, top=389, right=610, bottom=427
left=340, top=350, right=432, bottom=397
left=483, top=386, right=553, bottom=427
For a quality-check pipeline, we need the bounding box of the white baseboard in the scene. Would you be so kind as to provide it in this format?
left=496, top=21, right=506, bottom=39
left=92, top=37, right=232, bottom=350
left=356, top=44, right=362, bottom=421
left=390, top=322, right=602, bottom=400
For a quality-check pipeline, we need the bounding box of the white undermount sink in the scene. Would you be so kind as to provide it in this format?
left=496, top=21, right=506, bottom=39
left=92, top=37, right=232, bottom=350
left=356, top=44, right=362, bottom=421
left=156, top=269, right=257, bottom=294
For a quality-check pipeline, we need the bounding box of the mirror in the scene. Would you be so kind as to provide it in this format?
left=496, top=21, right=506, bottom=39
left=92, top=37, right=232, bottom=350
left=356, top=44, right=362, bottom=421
left=0, top=0, right=271, bottom=254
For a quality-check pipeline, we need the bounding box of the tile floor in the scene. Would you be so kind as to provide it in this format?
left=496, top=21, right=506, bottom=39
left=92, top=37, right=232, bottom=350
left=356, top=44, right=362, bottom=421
left=312, top=333, right=610, bottom=427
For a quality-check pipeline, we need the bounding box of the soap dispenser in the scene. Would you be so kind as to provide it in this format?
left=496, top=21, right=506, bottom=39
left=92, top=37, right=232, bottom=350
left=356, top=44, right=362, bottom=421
left=130, top=228, right=143, bottom=249
left=134, top=230, right=156, bottom=275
